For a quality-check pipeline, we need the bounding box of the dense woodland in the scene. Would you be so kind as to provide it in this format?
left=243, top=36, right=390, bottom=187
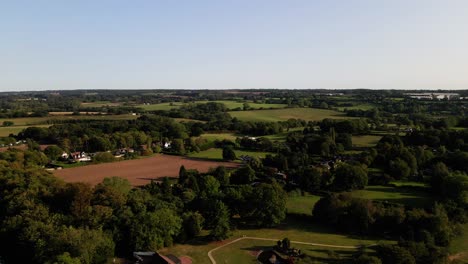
left=0, top=89, right=467, bottom=264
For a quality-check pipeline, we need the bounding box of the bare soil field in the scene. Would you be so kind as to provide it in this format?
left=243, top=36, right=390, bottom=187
left=53, top=154, right=240, bottom=186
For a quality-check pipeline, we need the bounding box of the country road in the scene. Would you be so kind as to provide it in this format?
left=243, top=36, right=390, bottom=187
left=207, top=236, right=370, bottom=264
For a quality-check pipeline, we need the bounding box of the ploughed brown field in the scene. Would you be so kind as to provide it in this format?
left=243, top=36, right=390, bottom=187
left=53, top=154, right=240, bottom=186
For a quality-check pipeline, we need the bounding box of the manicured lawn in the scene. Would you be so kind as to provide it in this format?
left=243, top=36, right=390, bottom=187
left=352, top=135, right=382, bottom=147
left=188, top=148, right=271, bottom=161
left=212, top=239, right=363, bottom=264
left=286, top=194, right=321, bottom=215
left=158, top=236, right=216, bottom=264
left=229, top=108, right=351, bottom=122
left=352, top=186, right=433, bottom=208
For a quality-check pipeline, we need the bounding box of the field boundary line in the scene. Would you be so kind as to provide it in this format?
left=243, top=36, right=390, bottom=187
left=207, top=236, right=370, bottom=264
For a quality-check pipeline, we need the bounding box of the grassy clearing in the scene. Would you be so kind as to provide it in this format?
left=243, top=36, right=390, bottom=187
left=286, top=194, right=321, bottom=215
left=389, top=181, right=428, bottom=187
left=188, top=148, right=271, bottom=161
left=212, top=239, right=364, bottom=264
left=161, top=217, right=386, bottom=264
left=198, top=133, right=238, bottom=142
left=352, top=135, right=382, bottom=147
left=137, top=100, right=286, bottom=111
left=229, top=108, right=351, bottom=122
left=245, top=200, right=394, bottom=243
left=352, top=186, right=433, bottom=208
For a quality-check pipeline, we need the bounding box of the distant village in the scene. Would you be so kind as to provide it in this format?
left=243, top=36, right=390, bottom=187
left=405, top=92, right=462, bottom=100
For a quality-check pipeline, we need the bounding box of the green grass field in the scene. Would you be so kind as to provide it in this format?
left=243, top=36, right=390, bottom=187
left=229, top=108, right=351, bottom=122
left=198, top=133, right=238, bottom=142
left=188, top=148, right=271, bottom=161
left=352, top=135, right=382, bottom=147
left=212, top=238, right=361, bottom=264
left=352, top=185, right=433, bottom=208
left=137, top=100, right=287, bottom=111
left=161, top=217, right=386, bottom=264
left=286, top=194, right=321, bottom=215
left=160, top=193, right=389, bottom=263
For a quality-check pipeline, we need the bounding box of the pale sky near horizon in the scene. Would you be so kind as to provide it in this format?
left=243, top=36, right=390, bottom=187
left=1, top=0, right=468, bottom=91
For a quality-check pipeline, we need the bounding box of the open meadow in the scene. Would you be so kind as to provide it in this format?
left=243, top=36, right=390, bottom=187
left=137, top=100, right=287, bottom=111
left=352, top=185, right=433, bottom=208
left=228, top=108, right=351, bottom=122
left=160, top=193, right=388, bottom=264
left=211, top=238, right=366, bottom=264
left=198, top=133, right=238, bottom=142
left=286, top=194, right=321, bottom=215
left=352, top=135, right=382, bottom=147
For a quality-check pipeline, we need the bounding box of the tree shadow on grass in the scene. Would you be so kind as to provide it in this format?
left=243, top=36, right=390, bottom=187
left=363, top=186, right=433, bottom=208
left=271, top=213, right=384, bottom=243
left=182, top=235, right=214, bottom=246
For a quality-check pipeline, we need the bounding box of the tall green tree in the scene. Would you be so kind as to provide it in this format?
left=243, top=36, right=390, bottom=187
left=222, top=146, right=236, bottom=161
left=333, top=163, right=368, bottom=191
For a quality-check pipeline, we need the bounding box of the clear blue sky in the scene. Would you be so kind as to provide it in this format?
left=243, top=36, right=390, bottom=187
left=1, top=0, right=468, bottom=91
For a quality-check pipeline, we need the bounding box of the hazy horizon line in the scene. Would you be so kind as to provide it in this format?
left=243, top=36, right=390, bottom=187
left=1, top=87, right=467, bottom=93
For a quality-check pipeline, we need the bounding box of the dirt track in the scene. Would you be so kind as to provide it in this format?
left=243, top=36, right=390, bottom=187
left=53, top=154, right=239, bottom=186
